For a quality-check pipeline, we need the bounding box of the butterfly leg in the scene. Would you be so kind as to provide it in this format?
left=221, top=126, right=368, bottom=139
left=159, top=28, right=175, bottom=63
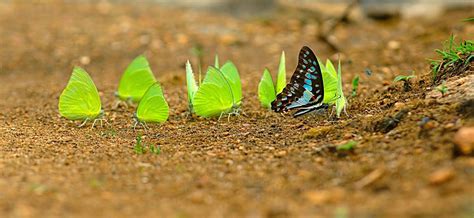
left=78, top=118, right=89, bottom=128
left=103, top=119, right=110, bottom=126
left=91, top=119, right=99, bottom=129
left=133, top=120, right=138, bottom=131
left=143, top=122, right=149, bottom=131
left=218, top=112, right=224, bottom=121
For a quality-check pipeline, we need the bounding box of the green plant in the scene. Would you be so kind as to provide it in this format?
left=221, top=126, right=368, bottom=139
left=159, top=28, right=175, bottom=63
left=149, top=144, right=161, bottom=155
left=134, top=135, right=146, bottom=154
left=351, top=75, right=359, bottom=97
left=134, top=135, right=161, bottom=155
left=393, top=74, right=415, bottom=92
left=463, top=17, right=474, bottom=22
left=436, top=80, right=448, bottom=96
left=337, top=140, right=357, bottom=151
left=430, top=35, right=474, bottom=81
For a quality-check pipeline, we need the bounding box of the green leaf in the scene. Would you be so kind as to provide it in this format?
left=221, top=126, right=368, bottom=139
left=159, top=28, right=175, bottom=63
left=393, top=75, right=415, bottom=82
left=276, top=51, right=286, bottom=94
left=337, top=140, right=357, bottom=151
left=436, top=80, right=448, bottom=96
left=463, top=17, right=474, bottom=22
left=149, top=144, right=161, bottom=155
left=258, top=68, right=277, bottom=108
left=134, top=135, right=145, bottom=154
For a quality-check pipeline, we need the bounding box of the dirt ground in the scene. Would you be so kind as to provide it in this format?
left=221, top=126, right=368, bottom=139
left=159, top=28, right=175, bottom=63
left=0, top=2, right=473, bottom=218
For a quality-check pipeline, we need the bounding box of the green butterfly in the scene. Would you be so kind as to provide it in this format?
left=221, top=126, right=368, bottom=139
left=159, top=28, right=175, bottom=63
left=116, top=55, right=157, bottom=104
left=134, top=83, right=169, bottom=129
left=58, top=67, right=105, bottom=127
left=258, top=51, right=286, bottom=108
left=185, top=55, right=220, bottom=113
left=192, top=62, right=242, bottom=118
left=334, top=59, right=347, bottom=117
left=186, top=60, right=199, bottom=113
left=319, top=58, right=347, bottom=117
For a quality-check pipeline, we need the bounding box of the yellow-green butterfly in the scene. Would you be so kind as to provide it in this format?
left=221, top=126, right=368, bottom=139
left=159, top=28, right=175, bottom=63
left=258, top=51, right=287, bottom=108
left=134, top=83, right=169, bottom=129
left=116, top=55, right=157, bottom=104
left=192, top=63, right=242, bottom=118
left=185, top=60, right=199, bottom=113
left=58, top=67, right=105, bottom=127
left=319, top=58, right=347, bottom=117
left=185, top=55, right=220, bottom=113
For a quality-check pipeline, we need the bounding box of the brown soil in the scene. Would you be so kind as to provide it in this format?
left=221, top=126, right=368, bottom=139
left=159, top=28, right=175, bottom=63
left=0, top=2, right=473, bottom=218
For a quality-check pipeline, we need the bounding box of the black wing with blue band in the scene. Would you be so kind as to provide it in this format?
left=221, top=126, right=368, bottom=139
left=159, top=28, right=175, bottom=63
left=271, top=46, right=326, bottom=117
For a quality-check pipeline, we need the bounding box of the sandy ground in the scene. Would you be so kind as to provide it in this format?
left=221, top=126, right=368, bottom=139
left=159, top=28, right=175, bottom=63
left=0, top=2, right=473, bottom=217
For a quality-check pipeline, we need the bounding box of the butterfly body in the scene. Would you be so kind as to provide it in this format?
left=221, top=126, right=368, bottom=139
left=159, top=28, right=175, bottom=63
left=271, top=46, right=326, bottom=117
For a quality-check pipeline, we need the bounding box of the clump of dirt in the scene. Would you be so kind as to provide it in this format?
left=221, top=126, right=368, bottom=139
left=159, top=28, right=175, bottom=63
left=431, top=40, right=473, bottom=85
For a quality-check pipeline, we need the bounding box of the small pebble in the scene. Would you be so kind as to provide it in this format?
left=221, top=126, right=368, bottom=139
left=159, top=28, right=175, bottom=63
left=80, top=56, right=91, bottom=65
left=453, top=127, right=474, bottom=156
left=388, top=40, right=401, bottom=50
left=429, top=168, right=455, bottom=185
left=275, top=150, right=287, bottom=157
left=394, top=102, right=405, bottom=110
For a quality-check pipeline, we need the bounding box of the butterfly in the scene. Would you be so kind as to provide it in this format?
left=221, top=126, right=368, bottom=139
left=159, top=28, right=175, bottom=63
left=192, top=63, right=242, bottom=118
left=116, top=55, right=157, bottom=104
left=134, top=83, right=169, bottom=129
left=185, top=60, right=199, bottom=113
left=258, top=51, right=286, bottom=108
left=185, top=55, right=221, bottom=113
left=271, top=46, right=327, bottom=117
left=58, top=67, right=105, bottom=127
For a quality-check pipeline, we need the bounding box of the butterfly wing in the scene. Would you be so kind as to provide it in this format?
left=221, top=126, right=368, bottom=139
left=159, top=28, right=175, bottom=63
left=322, top=59, right=338, bottom=104
left=271, top=46, right=325, bottom=114
left=136, top=83, right=169, bottom=123
left=335, top=59, right=347, bottom=117
left=193, top=67, right=234, bottom=118
left=186, top=60, right=198, bottom=111
left=59, top=67, right=102, bottom=120
left=220, top=61, right=242, bottom=104
left=117, top=55, right=157, bottom=103
left=258, top=68, right=276, bottom=108
left=276, top=51, right=286, bottom=94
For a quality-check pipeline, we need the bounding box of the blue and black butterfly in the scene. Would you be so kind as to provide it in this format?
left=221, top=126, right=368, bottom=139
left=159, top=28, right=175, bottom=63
left=271, top=46, right=327, bottom=117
